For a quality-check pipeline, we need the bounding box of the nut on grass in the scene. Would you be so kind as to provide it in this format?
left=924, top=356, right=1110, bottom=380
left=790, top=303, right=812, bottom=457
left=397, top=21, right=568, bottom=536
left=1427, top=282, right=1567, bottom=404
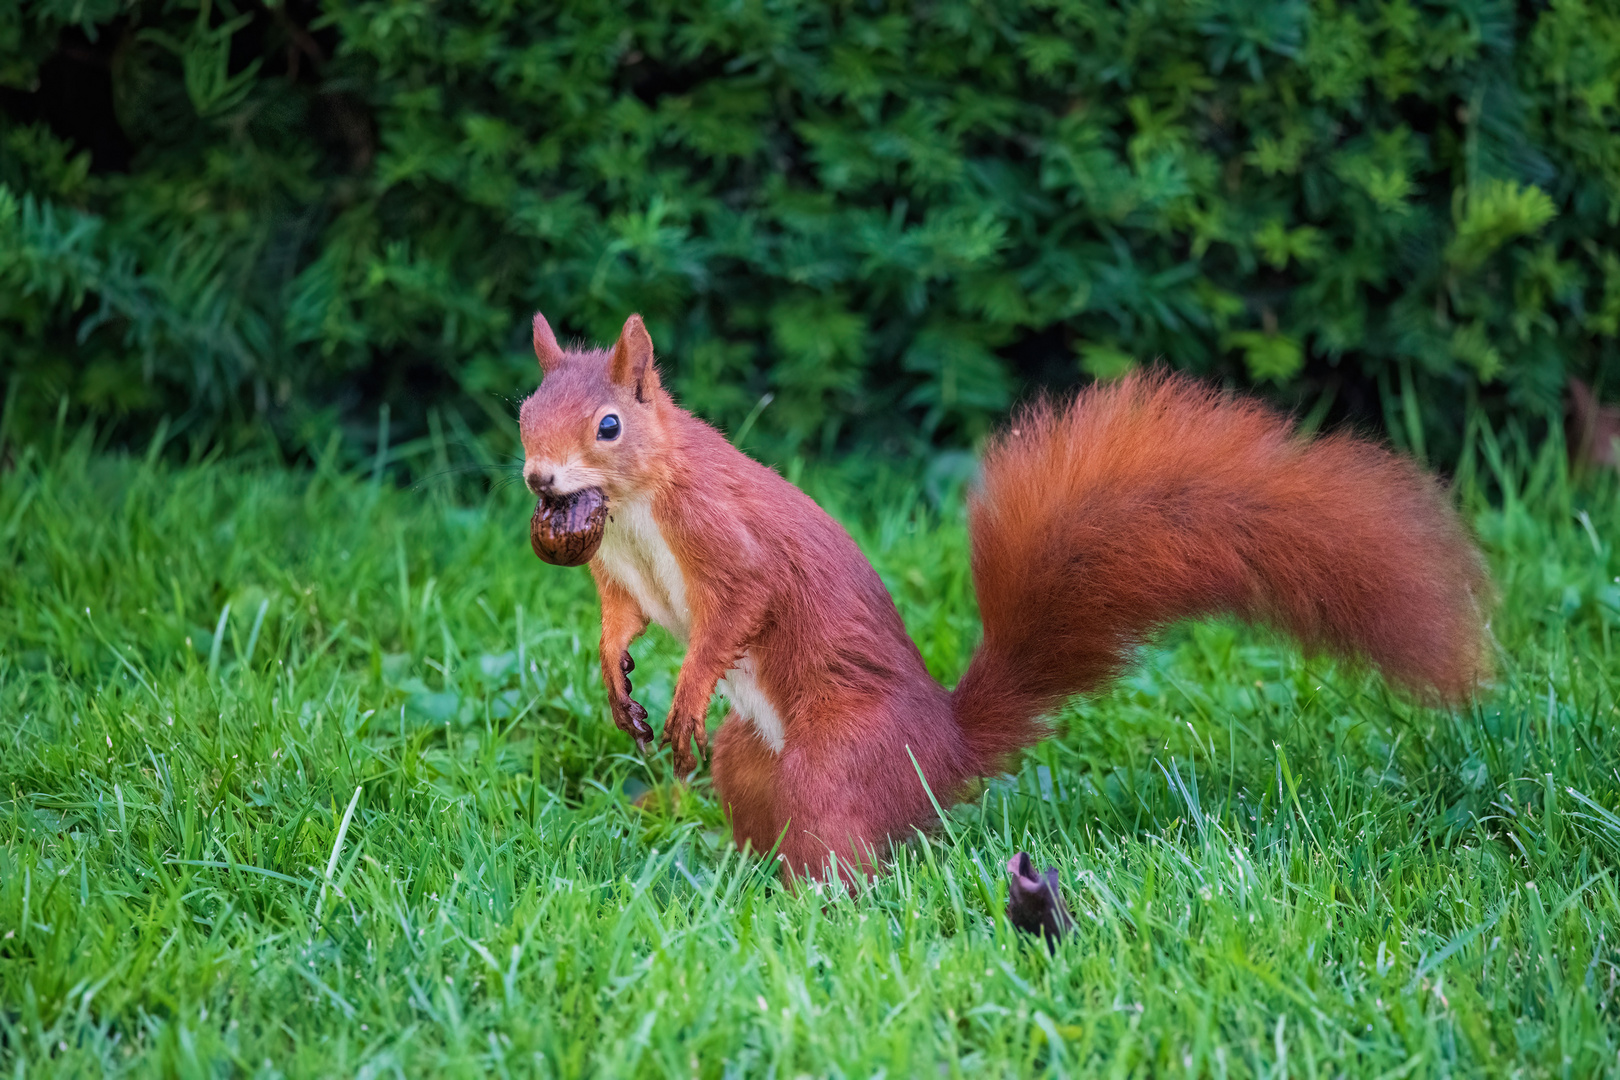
left=1005, top=852, right=1074, bottom=949
left=530, top=487, right=608, bottom=566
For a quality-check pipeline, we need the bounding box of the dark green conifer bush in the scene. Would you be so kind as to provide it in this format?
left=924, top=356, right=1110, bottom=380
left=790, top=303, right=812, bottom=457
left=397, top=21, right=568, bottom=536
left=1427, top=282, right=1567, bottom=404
left=3, top=0, right=1618, bottom=460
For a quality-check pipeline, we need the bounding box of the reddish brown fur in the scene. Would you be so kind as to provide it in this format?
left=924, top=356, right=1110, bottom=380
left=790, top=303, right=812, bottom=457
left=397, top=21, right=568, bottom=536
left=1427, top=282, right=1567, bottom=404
left=519, top=316, right=1493, bottom=880
left=953, top=374, right=1493, bottom=772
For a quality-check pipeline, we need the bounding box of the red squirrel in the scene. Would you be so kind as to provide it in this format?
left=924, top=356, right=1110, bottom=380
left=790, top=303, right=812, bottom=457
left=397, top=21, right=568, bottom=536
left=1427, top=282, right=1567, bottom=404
left=519, top=312, right=1493, bottom=879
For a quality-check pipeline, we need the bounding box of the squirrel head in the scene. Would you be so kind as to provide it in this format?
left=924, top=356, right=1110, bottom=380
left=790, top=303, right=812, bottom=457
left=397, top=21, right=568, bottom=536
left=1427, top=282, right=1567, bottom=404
left=518, top=312, right=670, bottom=502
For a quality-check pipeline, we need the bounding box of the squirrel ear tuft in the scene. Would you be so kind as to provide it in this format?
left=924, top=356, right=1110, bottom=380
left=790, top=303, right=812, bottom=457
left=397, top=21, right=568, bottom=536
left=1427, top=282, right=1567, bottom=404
left=533, top=312, right=565, bottom=374
left=608, top=313, right=660, bottom=403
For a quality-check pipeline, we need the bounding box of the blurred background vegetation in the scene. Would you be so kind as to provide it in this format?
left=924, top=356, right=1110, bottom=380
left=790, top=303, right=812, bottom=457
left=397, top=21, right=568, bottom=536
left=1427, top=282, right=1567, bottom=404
left=2, top=0, right=1618, bottom=470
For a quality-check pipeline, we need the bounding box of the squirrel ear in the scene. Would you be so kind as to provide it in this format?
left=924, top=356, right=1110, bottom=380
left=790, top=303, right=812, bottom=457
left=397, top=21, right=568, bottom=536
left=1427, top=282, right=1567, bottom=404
left=533, top=312, right=564, bottom=374
left=608, top=313, right=660, bottom=403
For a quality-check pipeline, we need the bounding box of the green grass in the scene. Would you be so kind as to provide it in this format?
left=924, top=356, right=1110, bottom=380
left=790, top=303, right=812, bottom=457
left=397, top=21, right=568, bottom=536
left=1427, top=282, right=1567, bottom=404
left=3, top=420, right=1619, bottom=1078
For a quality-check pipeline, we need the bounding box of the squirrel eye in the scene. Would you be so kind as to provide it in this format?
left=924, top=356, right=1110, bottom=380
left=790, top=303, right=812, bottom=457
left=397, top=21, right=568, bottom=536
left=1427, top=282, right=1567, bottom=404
left=597, top=414, right=621, bottom=441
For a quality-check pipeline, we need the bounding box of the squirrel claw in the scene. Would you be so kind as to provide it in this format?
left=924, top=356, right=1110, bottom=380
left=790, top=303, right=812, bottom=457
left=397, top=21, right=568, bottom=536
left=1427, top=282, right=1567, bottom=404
left=612, top=694, right=654, bottom=750
left=661, top=716, right=707, bottom=775
left=608, top=649, right=652, bottom=750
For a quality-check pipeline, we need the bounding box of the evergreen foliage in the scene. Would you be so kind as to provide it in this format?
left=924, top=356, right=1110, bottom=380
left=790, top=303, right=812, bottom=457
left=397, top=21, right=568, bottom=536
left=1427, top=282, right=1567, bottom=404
left=3, top=0, right=1619, bottom=458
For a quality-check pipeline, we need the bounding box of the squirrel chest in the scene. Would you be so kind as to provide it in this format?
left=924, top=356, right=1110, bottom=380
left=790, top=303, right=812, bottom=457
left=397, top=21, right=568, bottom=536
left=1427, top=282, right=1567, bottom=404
left=596, top=496, right=691, bottom=639
left=595, top=496, right=786, bottom=752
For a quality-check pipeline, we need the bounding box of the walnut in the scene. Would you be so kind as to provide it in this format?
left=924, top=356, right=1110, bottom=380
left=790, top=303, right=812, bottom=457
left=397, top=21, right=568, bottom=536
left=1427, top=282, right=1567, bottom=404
left=530, top=487, right=607, bottom=566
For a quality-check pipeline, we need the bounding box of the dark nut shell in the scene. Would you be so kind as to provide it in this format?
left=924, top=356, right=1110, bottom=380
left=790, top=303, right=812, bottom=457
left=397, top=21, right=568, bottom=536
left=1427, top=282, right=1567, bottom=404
left=530, top=487, right=608, bottom=566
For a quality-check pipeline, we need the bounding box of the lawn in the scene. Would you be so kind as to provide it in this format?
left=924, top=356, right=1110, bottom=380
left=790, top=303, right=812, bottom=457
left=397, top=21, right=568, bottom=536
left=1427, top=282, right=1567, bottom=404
left=2, top=418, right=1618, bottom=1077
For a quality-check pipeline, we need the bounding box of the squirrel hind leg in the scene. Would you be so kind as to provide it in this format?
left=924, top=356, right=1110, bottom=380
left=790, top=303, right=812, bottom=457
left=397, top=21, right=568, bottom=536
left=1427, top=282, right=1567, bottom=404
left=711, top=713, right=784, bottom=859
left=774, top=816, right=885, bottom=887
left=769, top=719, right=967, bottom=884
left=713, top=710, right=891, bottom=881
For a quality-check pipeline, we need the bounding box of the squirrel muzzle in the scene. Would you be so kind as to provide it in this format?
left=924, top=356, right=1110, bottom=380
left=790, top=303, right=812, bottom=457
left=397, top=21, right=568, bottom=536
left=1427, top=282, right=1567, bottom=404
left=530, top=487, right=608, bottom=566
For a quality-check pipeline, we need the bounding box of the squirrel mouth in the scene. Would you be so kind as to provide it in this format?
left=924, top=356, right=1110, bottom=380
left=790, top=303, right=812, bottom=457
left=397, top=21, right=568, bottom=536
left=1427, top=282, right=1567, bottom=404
left=530, top=487, right=608, bottom=567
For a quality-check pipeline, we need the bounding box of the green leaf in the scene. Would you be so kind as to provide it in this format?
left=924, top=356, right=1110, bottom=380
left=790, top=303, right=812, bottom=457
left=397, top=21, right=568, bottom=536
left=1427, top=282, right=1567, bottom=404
left=1447, top=180, right=1558, bottom=273
left=1227, top=330, right=1304, bottom=382
left=1077, top=342, right=1138, bottom=381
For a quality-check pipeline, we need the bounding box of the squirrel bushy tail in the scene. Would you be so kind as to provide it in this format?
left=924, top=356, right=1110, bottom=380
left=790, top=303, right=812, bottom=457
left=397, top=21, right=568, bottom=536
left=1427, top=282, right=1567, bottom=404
left=951, top=372, right=1493, bottom=773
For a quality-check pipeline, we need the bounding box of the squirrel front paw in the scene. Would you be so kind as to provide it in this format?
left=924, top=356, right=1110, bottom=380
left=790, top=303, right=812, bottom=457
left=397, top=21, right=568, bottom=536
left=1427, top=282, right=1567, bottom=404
left=609, top=651, right=655, bottom=753
left=660, top=713, right=708, bottom=776
left=612, top=695, right=654, bottom=753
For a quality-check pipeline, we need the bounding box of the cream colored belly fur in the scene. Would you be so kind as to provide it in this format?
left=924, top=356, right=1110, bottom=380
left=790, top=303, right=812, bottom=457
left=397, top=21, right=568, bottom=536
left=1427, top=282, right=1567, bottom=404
left=595, top=496, right=785, bottom=752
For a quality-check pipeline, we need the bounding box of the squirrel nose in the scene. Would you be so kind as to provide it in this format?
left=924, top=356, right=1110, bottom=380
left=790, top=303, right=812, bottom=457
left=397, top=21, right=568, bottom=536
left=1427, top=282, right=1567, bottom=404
left=525, top=467, right=555, bottom=497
